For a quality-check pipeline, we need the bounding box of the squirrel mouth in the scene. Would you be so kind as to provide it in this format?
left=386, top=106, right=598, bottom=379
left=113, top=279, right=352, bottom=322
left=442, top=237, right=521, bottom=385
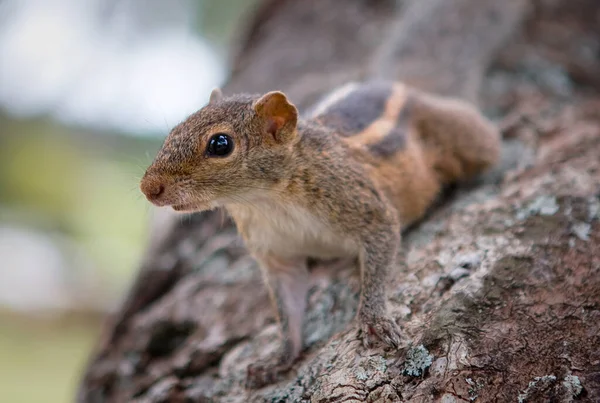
left=171, top=203, right=201, bottom=212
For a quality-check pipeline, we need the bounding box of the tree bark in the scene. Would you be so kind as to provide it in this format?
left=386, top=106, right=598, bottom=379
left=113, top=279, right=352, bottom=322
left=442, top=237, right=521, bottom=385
left=78, top=0, right=600, bottom=402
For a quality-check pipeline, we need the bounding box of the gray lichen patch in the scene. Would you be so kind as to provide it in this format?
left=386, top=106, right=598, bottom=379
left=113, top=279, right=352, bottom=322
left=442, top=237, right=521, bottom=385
left=516, top=374, right=584, bottom=403
left=588, top=197, right=600, bottom=221
left=403, top=345, right=433, bottom=377
left=516, top=195, right=560, bottom=220
left=518, top=375, right=557, bottom=403
left=466, top=377, right=485, bottom=401
left=562, top=374, right=583, bottom=398
left=354, top=366, right=369, bottom=381
left=571, top=222, right=591, bottom=241
left=354, top=355, right=388, bottom=382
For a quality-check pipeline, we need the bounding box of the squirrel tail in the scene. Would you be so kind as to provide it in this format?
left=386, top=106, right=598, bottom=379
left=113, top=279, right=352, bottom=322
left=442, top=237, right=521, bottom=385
left=408, top=88, right=502, bottom=183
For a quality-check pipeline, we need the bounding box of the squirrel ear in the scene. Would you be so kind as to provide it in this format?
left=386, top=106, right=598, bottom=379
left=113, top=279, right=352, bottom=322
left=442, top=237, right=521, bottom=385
left=253, top=91, right=298, bottom=143
left=209, top=88, right=223, bottom=104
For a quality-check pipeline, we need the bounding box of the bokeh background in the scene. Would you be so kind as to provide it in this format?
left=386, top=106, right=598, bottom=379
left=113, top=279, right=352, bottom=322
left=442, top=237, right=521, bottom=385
left=0, top=0, right=258, bottom=401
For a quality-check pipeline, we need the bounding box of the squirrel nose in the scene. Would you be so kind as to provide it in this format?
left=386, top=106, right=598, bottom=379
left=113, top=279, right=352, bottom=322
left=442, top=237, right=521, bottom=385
left=140, top=177, right=165, bottom=202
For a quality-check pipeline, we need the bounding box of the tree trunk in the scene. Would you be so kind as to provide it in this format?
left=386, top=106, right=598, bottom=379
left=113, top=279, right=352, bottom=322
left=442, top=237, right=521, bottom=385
left=78, top=0, right=600, bottom=402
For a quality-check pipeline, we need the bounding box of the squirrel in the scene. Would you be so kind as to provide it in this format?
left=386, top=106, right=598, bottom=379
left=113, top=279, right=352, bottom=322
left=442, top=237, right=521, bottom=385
left=140, top=79, right=501, bottom=387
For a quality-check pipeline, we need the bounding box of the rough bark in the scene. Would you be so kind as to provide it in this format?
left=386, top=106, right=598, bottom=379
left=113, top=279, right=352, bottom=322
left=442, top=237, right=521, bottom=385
left=79, top=0, right=600, bottom=402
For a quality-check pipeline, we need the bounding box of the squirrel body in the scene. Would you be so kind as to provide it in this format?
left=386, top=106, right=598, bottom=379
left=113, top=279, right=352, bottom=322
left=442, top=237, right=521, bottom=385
left=141, top=79, right=500, bottom=386
left=309, top=80, right=499, bottom=225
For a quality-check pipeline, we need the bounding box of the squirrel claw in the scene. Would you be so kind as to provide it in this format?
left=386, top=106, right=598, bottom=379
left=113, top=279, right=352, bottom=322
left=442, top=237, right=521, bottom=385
left=358, top=314, right=403, bottom=350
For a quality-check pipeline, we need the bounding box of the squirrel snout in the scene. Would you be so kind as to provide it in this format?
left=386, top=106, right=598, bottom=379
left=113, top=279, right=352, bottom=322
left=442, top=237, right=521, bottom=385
left=140, top=177, right=166, bottom=203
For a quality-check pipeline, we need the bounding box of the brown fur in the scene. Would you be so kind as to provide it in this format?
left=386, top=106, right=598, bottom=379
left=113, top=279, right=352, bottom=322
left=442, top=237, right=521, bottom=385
left=140, top=80, right=500, bottom=387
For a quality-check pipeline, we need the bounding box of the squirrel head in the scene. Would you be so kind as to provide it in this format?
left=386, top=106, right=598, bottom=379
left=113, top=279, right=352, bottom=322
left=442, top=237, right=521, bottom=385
left=140, top=88, right=299, bottom=212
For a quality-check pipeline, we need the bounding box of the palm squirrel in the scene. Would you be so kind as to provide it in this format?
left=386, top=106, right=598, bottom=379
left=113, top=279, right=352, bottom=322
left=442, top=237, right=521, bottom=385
left=140, top=80, right=500, bottom=386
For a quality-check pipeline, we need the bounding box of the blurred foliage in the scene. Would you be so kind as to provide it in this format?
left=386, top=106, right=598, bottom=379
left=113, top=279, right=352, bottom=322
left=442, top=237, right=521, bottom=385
left=199, top=0, right=260, bottom=49
left=0, top=114, right=162, bottom=287
left=0, top=312, right=101, bottom=403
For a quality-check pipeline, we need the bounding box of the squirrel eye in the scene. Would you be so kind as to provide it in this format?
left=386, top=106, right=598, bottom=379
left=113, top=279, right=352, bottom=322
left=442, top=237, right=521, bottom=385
left=206, top=133, right=234, bottom=157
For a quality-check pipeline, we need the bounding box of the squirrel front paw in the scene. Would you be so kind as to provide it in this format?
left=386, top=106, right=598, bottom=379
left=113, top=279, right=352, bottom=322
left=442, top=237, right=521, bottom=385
left=357, top=312, right=403, bottom=350
left=245, top=358, right=293, bottom=389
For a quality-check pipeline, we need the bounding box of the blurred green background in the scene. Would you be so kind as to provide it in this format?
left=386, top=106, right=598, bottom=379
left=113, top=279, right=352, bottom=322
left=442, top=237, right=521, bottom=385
left=0, top=1, right=258, bottom=401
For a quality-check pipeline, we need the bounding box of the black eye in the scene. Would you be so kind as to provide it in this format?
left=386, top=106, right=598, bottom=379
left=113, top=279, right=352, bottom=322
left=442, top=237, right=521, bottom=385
left=206, top=133, right=234, bottom=157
